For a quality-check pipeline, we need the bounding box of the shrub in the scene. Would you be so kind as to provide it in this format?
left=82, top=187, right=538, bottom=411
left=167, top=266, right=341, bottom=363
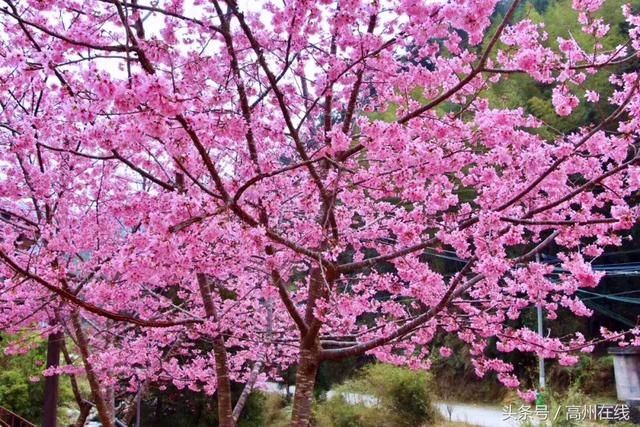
left=430, top=338, right=507, bottom=403
left=0, top=334, right=75, bottom=425
left=315, top=364, right=435, bottom=427
left=548, top=355, right=615, bottom=397
left=237, top=392, right=266, bottom=427
left=315, top=395, right=387, bottom=427
left=261, top=392, right=290, bottom=427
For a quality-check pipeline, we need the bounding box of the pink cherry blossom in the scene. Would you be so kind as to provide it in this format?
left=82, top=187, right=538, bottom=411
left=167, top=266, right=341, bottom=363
left=585, top=90, right=600, bottom=102
left=517, top=389, right=538, bottom=403
left=552, top=86, right=580, bottom=116
left=0, top=1, right=639, bottom=426
left=439, top=347, right=454, bottom=358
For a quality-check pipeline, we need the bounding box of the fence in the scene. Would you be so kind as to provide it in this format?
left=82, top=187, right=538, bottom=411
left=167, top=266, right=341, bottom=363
left=0, top=407, right=35, bottom=427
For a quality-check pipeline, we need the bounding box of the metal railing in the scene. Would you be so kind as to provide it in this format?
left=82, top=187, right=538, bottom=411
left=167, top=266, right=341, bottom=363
left=0, top=407, right=35, bottom=427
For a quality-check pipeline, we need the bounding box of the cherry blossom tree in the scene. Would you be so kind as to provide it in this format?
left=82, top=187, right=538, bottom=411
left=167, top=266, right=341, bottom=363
left=1, top=0, right=640, bottom=426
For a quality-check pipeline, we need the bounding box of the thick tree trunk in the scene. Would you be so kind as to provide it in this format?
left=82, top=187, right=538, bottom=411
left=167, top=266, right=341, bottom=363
left=212, top=336, right=234, bottom=427
left=105, top=385, right=116, bottom=426
left=43, top=327, right=62, bottom=427
left=290, top=267, right=331, bottom=426
left=289, top=348, right=319, bottom=427
left=196, top=273, right=234, bottom=427
left=71, top=310, right=115, bottom=427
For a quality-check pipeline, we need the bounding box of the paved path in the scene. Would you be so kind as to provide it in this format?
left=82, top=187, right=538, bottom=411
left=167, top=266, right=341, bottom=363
left=263, top=382, right=519, bottom=426
left=434, top=402, right=519, bottom=427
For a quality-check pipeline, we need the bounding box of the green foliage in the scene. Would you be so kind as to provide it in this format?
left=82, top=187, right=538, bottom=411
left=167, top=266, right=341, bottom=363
left=504, top=355, right=619, bottom=427
left=0, top=369, right=31, bottom=415
left=366, top=103, right=397, bottom=123
left=259, top=393, right=290, bottom=427
left=541, top=386, right=594, bottom=427
left=140, top=387, right=218, bottom=426
left=431, top=335, right=508, bottom=403
left=543, top=0, right=628, bottom=51
left=315, top=364, right=435, bottom=427
left=483, top=0, right=635, bottom=136
left=0, top=334, right=74, bottom=425
left=547, top=355, right=615, bottom=397
left=315, top=395, right=388, bottom=427
left=237, top=392, right=268, bottom=427
left=315, top=356, right=371, bottom=396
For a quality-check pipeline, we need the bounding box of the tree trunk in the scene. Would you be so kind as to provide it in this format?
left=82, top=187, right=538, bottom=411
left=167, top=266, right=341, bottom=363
left=122, top=380, right=146, bottom=427
left=212, top=337, right=234, bottom=427
left=290, top=266, right=330, bottom=426
left=105, top=384, right=116, bottom=426
left=289, top=348, right=319, bottom=427
left=71, top=310, right=115, bottom=427
left=232, top=361, right=263, bottom=424
left=43, top=327, right=62, bottom=427
left=233, top=297, right=272, bottom=423
left=61, top=340, right=92, bottom=427
left=74, top=403, right=92, bottom=427
left=196, top=273, right=234, bottom=427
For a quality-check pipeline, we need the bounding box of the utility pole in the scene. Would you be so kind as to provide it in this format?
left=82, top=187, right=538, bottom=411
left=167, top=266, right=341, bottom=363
left=537, top=304, right=546, bottom=391
left=536, top=254, right=546, bottom=399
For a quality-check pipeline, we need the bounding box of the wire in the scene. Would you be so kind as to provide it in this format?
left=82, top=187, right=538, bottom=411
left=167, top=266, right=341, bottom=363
left=577, top=289, right=640, bottom=305
left=578, top=289, right=640, bottom=300
left=583, top=300, right=636, bottom=327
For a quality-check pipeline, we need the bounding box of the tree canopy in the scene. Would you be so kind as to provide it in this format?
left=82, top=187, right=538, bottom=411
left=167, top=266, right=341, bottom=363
left=1, top=0, right=640, bottom=425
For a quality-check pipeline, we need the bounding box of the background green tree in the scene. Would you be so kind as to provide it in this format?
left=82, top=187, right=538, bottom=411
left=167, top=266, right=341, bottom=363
left=0, top=334, right=74, bottom=424
left=483, top=0, right=634, bottom=137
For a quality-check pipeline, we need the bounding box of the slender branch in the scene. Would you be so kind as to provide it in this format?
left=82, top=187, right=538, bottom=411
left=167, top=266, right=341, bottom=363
left=525, top=155, right=639, bottom=218
left=226, top=0, right=329, bottom=201
left=175, top=114, right=230, bottom=200
left=112, top=150, right=175, bottom=191
left=0, top=4, right=128, bottom=53
left=397, top=0, right=521, bottom=124
left=322, top=230, right=561, bottom=360
left=212, top=0, right=260, bottom=170
left=496, top=80, right=638, bottom=212
left=501, top=217, right=618, bottom=226
left=233, top=157, right=325, bottom=204
left=321, top=256, right=477, bottom=360
left=338, top=237, right=437, bottom=274
left=97, top=0, right=221, bottom=33
left=0, top=250, right=198, bottom=328
left=272, top=269, right=308, bottom=335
